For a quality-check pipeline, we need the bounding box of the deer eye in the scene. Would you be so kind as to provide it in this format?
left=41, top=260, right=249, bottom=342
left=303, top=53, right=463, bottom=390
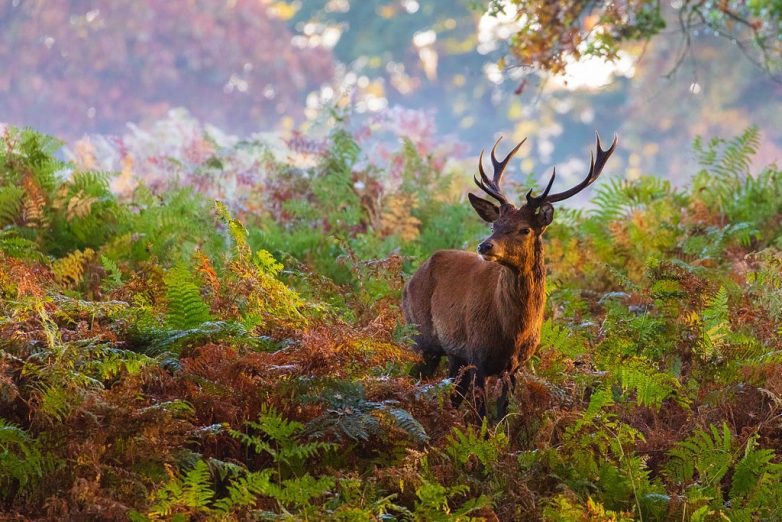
left=519, top=227, right=531, bottom=235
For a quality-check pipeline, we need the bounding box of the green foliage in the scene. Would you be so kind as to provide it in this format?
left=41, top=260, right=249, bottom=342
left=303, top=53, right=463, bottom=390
left=0, top=127, right=224, bottom=274
left=591, top=176, right=676, bottom=223
left=663, top=424, right=782, bottom=518
left=304, top=381, right=429, bottom=443
left=444, top=420, right=507, bottom=472
left=131, top=320, right=264, bottom=357
left=147, top=460, right=215, bottom=518
left=746, top=249, right=782, bottom=320
left=146, top=407, right=339, bottom=518
left=0, top=420, right=45, bottom=500
left=692, top=126, right=782, bottom=246
left=493, top=1, right=781, bottom=74
left=229, top=405, right=336, bottom=472
left=164, top=264, right=213, bottom=330
left=412, top=480, right=489, bottom=521
left=615, top=363, right=682, bottom=409
left=217, top=201, right=305, bottom=328
left=666, top=423, right=734, bottom=486
left=696, top=286, right=731, bottom=360
left=2, top=125, right=782, bottom=520
left=539, top=318, right=587, bottom=358
left=212, top=468, right=274, bottom=513
left=694, top=126, right=760, bottom=184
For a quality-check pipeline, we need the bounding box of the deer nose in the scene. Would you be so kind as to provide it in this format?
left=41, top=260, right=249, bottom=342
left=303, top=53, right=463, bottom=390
left=478, top=241, right=494, bottom=255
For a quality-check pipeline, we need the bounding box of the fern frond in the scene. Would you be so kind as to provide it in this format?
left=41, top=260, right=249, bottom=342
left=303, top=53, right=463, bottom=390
left=164, top=263, right=213, bottom=329
left=51, top=248, right=95, bottom=287
left=384, top=407, right=430, bottom=444
left=0, top=230, right=43, bottom=260
left=132, top=320, right=257, bottom=356
left=266, top=474, right=335, bottom=508
left=697, top=286, right=731, bottom=360
left=0, top=185, right=24, bottom=226
left=730, top=435, right=782, bottom=501
left=575, top=387, right=615, bottom=431
left=444, top=420, right=507, bottom=470
left=302, top=381, right=429, bottom=443
left=0, top=420, right=45, bottom=495
left=665, top=423, right=733, bottom=485
left=540, top=318, right=587, bottom=358
left=231, top=405, right=336, bottom=469
left=213, top=469, right=274, bottom=513
left=591, top=176, right=674, bottom=222
left=616, top=363, right=681, bottom=409
left=148, top=460, right=215, bottom=518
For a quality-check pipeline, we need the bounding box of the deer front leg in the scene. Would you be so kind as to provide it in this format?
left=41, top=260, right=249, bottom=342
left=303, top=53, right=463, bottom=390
left=410, top=351, right=442, bottom=379
left=495, top=369, right=517, bottom=420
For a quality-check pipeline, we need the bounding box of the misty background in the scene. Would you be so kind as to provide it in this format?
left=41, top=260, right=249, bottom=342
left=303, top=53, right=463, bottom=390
left=2, top=0, right=780, bottom=199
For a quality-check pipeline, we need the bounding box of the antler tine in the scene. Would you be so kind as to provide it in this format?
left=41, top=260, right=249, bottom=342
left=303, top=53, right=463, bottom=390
left=491, top=137, right=527, bottom=187
left=525, top=167, right=556, bottom=207
left=477, top=149, right=493, bottom=190
left=473, top=136, right=527, bottom=207
left=540, top=132, right=618, bottom=204
left=475, top=149, right=508, bottom=205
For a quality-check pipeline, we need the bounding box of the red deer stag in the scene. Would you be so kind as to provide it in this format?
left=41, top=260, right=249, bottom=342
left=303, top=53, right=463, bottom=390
left=402, top=133, right=617, bottom=419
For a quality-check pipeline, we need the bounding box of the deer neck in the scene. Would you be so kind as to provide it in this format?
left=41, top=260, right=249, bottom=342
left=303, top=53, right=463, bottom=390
left=495, top=236, right=546, bottom=342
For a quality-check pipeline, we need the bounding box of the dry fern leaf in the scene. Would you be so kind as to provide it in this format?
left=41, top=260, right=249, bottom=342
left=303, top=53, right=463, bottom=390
left=52, top=248, right=95, bottom=287
left=381, top=193, right=421, bottom=242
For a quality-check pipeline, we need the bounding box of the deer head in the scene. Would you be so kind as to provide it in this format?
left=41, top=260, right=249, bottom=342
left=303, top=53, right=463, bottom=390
left=469, top=133, right=617, bottom=270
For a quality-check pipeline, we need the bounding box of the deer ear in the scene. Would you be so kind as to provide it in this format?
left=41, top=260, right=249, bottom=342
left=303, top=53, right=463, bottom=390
left=468, top=193, right=500, bottom=222
left=536, top=203, right=554, bottom=228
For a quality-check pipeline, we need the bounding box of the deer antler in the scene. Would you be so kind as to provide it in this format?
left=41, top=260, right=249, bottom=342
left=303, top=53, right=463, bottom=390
left=474, top=137, right=527, bottom=207
left=526, top=133, right=618, bottom=207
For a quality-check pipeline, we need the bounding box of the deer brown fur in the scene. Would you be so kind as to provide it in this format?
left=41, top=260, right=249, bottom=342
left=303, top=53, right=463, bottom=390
left=402, top=133, right=617, bottom=419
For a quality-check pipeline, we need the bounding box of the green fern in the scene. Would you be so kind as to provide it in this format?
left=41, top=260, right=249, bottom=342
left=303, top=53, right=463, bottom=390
left=444, top=419, right=508, bottom=471
left=0, top=185, right=24, bottom=226
left=229, top=405, right=336, bottom=470
left=693, top=126, right=759, bottom=181
left=730, top=435, right=780, bottom=500
left=164, top=263, right=213, bottom=329
left=690, top=127, right=779, bottom=236
left=266, top=474, right=336, bottom=508
left=665, top=426, right=782, bottom=518
left=84, top=346, right=155, bottom=381
left=590, top=176, right=675, bottom=222
left=303, top=381, right=429, bottom=443
left=0, top=127, right=62, bottom=193
left=215, top=200, right=252, bottom=262
left=0, top=420, right=45, bottom=498
left=573, top=387, right=616, bottom=432
left=148, top=460, right=215, bottom=518
left=225, top=407, right=338, bottom=511
left=539, top=318, right=587, bottom=359
left=665, top=423, right=734, bottom=486
left=616, top=362, right=682, bottom=409
left=216, top=201, right=305, bottom=327
left=34, top=383, right=74, bottom=422
left=746, top=249, right=782, bottom=320
left=99, top=254, right=123, bottom=291
left=131, top=320, right=270, bottom=357
left=729, top=435, right=782, bottom=516
left=697, top=286, right=730, bottom=360
left=0, top=229, right=42, bottom=260
left=212, top=468, right=274, bottom=513
left=384, top=407, right=430, bottom=444
left=412, top=479, right=489, bottom=521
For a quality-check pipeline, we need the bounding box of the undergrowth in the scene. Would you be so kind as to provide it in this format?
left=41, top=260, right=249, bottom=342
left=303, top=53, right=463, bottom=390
left=0, top=124, right=781, bottom=520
